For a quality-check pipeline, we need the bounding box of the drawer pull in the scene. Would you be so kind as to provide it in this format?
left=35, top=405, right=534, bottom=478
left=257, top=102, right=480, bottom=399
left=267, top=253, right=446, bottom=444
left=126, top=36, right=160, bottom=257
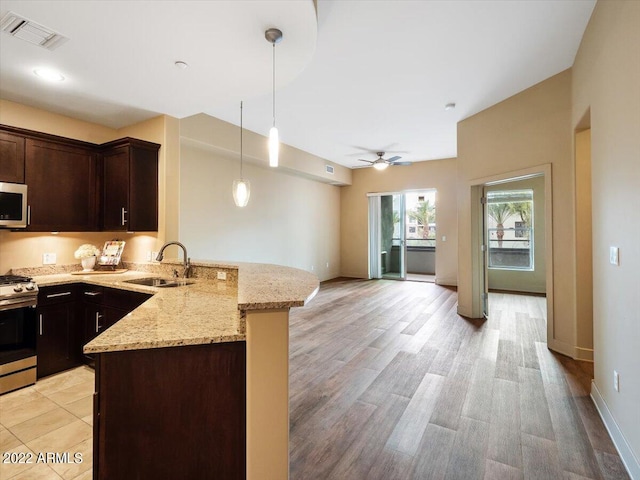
left=84, top=291, right=102, bottom=296
left=46, top=291, right=72, bottom=298
left=96, top=312, right=103, bottom=332
left=39, top=314, right=43, bottom=335
left=121, top=207, right=128, bottom=226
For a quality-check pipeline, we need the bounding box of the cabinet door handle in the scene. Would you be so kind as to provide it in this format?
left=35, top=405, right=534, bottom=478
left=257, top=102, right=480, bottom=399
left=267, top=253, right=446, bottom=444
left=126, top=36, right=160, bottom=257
left=121, top=207, right=128, bottom=226
left=46, top=291, right=72, bottom=298
left=84, top=291, right=101, bottom=297
left=96, top=312, right=103, bottom=332
left=27, top=205, right=31, bottom=226
left=39, top=313, right=43, bottom=335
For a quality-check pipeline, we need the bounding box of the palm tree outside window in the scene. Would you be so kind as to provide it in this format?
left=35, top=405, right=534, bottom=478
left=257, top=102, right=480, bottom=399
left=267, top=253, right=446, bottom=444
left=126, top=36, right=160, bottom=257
left=486, top=190, right=534, bottom=270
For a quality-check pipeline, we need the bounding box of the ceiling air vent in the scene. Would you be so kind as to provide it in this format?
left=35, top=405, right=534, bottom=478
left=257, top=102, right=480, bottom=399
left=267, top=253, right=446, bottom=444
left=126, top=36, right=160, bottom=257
left=0, top=11, right=68, bottom=50
left=325, top=165, right=335, bottom=175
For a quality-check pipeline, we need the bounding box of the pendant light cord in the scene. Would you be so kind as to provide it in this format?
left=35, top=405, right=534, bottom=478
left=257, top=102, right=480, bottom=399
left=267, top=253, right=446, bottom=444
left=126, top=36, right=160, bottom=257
left=272, top=42, right=276, bottom=128
left=240, top=100, right=244, bottom=179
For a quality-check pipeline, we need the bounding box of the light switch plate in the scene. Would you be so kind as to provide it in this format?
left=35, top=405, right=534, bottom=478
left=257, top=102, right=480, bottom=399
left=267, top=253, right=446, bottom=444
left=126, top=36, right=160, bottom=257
left=217, top=271, right=227, bottom=281
left=42, top=253, right=56, bottom=265
left=609, top=246, right=619, bottom=266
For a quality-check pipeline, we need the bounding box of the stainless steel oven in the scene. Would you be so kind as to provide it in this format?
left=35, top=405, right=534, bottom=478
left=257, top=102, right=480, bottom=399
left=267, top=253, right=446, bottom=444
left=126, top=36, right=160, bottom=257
left=0, top=275, right=38, bottom=394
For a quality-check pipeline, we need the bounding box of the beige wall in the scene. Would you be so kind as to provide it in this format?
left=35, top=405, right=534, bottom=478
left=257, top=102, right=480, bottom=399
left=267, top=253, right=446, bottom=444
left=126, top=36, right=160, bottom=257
left=457, top=70, right=575, bottom=352
left=572, top=0, right=640, bottom=467
left=340, top=158, right=458, bottom=284
left=179, top=117, right=341, bottom=282
left=575, top=129, right=593, bottom=358
left=486, top=175, right=546, bottom=294
left=0, top=100, right=172, bottom=273
left=181, top=114, right=352, bottom=187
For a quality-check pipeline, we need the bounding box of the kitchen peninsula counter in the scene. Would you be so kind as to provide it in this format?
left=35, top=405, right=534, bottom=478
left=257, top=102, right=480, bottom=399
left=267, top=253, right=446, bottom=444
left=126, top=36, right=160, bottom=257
left=23, top=260, right=318, bottom=480
left=27, top=261, right=318, bottom=354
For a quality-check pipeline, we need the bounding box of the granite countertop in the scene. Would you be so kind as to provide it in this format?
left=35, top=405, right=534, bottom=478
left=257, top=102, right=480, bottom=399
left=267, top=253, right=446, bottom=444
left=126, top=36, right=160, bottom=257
left=29, top=262, right=319, bottom=354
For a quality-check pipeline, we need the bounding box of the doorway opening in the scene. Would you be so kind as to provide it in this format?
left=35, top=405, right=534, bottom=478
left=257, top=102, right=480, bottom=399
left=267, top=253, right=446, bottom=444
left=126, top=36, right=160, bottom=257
left=470, top=165, right=554, bottom=344
left=368, top=189, right=436, bottom=282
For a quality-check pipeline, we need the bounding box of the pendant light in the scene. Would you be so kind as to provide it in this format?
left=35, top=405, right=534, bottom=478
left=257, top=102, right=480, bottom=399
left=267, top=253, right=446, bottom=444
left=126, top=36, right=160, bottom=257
left=265, top=28, right=283, bottom=167
left=233, top=101, right=250, bottom=207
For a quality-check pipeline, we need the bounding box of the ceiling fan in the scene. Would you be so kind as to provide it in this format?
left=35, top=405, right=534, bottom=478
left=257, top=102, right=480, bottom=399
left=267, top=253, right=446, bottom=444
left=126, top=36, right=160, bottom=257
left=357, top=152, right=412, bottom=171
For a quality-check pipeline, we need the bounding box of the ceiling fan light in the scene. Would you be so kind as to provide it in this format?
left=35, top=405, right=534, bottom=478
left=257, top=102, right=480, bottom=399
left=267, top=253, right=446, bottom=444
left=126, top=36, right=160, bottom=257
left=269, top=126, right=279, bottom=167
left=373, top=162, right=388, bottom=171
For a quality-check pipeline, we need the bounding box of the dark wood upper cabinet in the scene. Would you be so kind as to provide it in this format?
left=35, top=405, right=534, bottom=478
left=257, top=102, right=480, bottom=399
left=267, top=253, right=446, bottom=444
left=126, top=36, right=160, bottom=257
left=25, top=138, right=98, bottom=231
left=101, top=138, right=160, bottom=232
left=0, top=125, right=159, bottom=232
left=0, top=130, right=26, bottom=183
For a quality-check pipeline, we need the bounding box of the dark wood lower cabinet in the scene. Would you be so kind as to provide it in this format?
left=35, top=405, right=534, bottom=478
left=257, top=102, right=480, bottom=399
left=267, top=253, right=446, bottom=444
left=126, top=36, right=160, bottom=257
left=37, top=285, right=80, bottom=378
left=37, top=301, right=79, bottom=378
left=93, top=342, right=246, bottom=480
left=80, top=285, right=151, bottom=365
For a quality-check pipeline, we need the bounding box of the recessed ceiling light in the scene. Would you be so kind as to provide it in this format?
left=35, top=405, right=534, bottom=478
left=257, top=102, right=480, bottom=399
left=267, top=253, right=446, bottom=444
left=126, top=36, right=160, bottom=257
left=33, top=68, right=64, bottom=82
left=174, top=61, right=188, bottom=69
left=445, top=102, right=456, bottom=111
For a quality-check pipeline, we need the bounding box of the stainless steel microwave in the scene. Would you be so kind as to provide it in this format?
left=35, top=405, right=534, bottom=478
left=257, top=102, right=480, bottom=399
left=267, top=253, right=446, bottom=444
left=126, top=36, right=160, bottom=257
left=0, top=182, right=28, bottom=229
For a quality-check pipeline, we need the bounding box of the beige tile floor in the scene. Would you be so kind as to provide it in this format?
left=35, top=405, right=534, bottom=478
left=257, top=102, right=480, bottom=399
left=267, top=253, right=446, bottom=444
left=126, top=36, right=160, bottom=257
left=0, top=366, right=94, bottom=480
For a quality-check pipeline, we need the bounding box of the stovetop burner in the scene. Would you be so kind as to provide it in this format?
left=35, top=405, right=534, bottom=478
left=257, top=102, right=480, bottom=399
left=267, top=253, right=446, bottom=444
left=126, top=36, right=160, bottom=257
left=0, top=275, right=38, bottom=310
left=0, top=275, right=33, bottom=286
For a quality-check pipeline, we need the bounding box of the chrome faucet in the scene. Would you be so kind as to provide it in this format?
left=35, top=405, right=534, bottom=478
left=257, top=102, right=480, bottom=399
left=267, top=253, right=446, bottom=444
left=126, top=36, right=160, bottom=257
left=156, top=241, right=191, bottom=278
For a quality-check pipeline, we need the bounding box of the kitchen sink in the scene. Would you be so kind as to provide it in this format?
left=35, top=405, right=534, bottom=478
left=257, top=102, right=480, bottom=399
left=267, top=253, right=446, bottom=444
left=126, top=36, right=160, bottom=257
left=123, top=277, right=194, bottom=288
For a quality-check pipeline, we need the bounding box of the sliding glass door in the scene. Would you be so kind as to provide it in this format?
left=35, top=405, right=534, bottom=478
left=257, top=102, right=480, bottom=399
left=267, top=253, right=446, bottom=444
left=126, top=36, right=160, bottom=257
left=368, top=193, right=405, bottom=280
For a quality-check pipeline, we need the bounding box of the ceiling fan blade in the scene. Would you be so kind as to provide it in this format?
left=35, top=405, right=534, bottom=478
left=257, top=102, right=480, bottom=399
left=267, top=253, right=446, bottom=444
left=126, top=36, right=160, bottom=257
left=387, top=156, right=402, bottom=163
left=391, top=161, right=412, bottom=166
left=358, top=159, right=374, bottom=164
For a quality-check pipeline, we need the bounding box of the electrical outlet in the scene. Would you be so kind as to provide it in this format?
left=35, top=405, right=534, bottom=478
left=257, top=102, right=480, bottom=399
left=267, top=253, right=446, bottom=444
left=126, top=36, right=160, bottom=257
left=614, top=370, right=620, bottom=392
left=326, top=262, right=329, bottom=268
left=42, top=253, right=56, bottom=265
left=146, top=251, right=152, bottom=262
left=442, top=235, right=447, bottom=242
left=610, top=246, right=619, bottom=266
left=151, top=251, right=159, bottom=262
left=310, top=265, right=314, bottom=271
left=217, top=271, right=227, bottom=281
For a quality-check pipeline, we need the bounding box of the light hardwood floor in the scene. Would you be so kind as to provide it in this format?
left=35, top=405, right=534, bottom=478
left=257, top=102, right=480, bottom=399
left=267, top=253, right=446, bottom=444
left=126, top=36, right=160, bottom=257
left=289, top=278, right=629, bottom=480
left=0, top=279, right=629, bottom=479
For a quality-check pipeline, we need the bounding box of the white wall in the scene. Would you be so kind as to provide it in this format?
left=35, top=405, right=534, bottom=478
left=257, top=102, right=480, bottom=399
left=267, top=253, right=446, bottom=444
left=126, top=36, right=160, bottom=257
left=180, top=143, right=340, bottom=281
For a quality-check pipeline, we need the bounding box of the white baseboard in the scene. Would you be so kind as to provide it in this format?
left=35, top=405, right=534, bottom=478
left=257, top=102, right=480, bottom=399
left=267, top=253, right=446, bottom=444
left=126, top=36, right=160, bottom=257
left=575, top=346, right=594, bottom=362
left=591, top=381, right=639, bottom=480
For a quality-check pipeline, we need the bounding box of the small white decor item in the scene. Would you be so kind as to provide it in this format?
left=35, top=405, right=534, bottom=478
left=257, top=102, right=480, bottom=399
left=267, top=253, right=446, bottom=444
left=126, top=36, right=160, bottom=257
left=74, top=244, right=101, bottom=271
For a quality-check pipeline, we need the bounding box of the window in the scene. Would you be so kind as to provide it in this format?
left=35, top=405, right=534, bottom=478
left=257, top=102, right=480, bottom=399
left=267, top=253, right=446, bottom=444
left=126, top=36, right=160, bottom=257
left=486, top=189, right=533, bottom=270
left=405, top=191, right=436, bottom=247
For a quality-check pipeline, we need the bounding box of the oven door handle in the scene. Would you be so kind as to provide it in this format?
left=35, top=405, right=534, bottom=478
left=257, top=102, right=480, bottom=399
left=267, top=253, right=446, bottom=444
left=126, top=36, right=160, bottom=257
left=0, top=297, right=38, bottom=311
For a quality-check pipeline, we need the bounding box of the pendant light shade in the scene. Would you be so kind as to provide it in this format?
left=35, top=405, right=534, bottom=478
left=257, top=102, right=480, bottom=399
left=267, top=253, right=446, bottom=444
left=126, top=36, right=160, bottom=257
left=268, top=126, right=279, bottom=167
left=233, top=101, right=250, bottom=207
left=233, top=179, right=250, bottom=207
left=265, top=28, right=283, bottom=168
